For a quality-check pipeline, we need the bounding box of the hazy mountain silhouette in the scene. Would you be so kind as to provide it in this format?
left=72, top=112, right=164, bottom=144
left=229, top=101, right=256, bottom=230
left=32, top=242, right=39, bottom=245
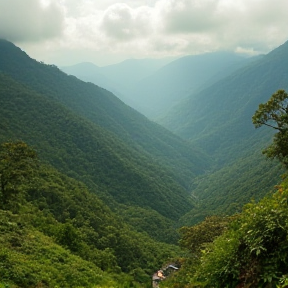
left=160, top=40, right=288, bottom=162
left=62, top=52, right=254, bottom=119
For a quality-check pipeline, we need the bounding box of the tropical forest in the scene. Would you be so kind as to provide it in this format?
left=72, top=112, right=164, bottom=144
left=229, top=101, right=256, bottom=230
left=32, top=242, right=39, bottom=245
left=1, top=38, right=288, bottom=288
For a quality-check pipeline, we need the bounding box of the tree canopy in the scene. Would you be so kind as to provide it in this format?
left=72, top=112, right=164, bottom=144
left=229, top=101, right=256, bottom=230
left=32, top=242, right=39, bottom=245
left=0, top=141, right=38, bottom=208
left=252, top=89, right=288, bottom=167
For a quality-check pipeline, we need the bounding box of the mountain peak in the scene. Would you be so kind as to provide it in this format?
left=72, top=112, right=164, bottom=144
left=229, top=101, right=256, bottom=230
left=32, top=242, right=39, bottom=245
left=265, top=39, right=288, bottom=60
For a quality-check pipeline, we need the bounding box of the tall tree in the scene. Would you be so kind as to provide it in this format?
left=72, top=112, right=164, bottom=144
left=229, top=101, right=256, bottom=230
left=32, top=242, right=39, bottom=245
left=252, top=89, right=288, bottom=168
left=0, top=141, right=38, bottom=207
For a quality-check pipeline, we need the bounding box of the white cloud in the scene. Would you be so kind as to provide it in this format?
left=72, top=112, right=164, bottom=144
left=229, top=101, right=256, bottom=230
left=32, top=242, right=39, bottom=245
left=159, top=0, right=224, bottom=34
left=152, top=0, right=288, bottom=55
left=3, top=0, right=287, bottom=65
left=100, top=4, right=152, bottom=41
left=0, top=0, right=64, bottom=42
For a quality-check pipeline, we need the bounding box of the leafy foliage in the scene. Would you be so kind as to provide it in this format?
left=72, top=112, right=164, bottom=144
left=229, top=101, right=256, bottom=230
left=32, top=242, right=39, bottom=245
left=179, top=216, right=231, bottom=256
left=164, top=180, right=288, bottom=288
left=0, top=210, right=115, bottom=288
left=0, top=141, right=38, bottom=208
left=196, top=182, right=288, bottom=287
left=253, top=89, right=288, bottom=167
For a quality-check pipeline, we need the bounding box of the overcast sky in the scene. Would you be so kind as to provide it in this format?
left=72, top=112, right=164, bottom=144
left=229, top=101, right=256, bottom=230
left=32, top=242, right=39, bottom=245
left=1, top=0, right=288, bottom=66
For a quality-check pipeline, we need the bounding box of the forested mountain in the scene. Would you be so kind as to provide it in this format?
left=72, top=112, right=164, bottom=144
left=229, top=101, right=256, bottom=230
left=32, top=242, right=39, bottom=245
left=0, top=39, right=209, bottom=189
left=0, top=72, right=189, bottom=241
left=160, top=40, right=288, bottom=161
left=157, top=41, right=288, bottom=286
left=0, top=39, right=207, bottom=286
left=2, top=37, right=288, bottom=287
left=60, top=62, right=123, bottom=99
left=179, top=152, right=283, bottom=226
left=0, top=39, right=214, bottom=247
left=99, top=58, right=173, bottom=88
left=61, top=58, right=174, bottom=99
left=157, top=40, right=288, bottom=224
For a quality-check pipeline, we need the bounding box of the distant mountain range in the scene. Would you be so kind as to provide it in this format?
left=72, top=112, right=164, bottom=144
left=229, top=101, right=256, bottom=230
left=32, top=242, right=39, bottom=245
left=61, top=57, right=175, bottom=107
left=61, top=52, right=255, bottom=118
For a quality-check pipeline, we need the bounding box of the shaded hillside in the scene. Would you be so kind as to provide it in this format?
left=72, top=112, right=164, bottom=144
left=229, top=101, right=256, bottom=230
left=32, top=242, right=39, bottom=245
left=100, top=58, right=173, bottom=88
left=0, top=39, right=209, bottom=189
left=0, top=72, right=195, bottom=227
left=179, top=150, right=283, bottom=226
left=60, top=62, right=122, bottom=97
left=61, top=52, right=251, bottom=119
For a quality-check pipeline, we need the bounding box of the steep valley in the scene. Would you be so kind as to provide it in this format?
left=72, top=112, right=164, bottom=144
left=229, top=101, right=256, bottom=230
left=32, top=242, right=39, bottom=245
left=0, top=38, right=288, bottom=287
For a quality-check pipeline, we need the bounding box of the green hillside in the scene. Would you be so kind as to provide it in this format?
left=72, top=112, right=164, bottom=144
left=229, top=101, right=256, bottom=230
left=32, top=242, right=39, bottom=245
left=0, top=39, right=209, bottom=189
left=0, top=72, right=195, bottom=244
left=2, top=38, right=288, bottom=287
left=162, top=87, right=288, bottom=287
left=179, top=151, right=283, bottom=226
left=157, top=40, right=288, bottom=224
left=161, top=40, right=288, bottom=161
left=0, top=142, right=178, bottom=287
left=0, top=39, right=209, bottom=233
left=162, top=177, right=288, bottom=288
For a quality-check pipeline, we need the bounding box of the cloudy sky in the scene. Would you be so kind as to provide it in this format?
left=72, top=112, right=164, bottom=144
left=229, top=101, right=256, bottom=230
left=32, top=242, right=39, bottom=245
left=1, top=0, right=288, bottom=66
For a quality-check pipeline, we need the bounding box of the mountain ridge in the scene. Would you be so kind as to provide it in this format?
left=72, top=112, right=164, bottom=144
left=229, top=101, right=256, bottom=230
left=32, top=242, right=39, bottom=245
left=0, top=39, right=210, bottom=188
left=160, top=40, right=288, bottom=158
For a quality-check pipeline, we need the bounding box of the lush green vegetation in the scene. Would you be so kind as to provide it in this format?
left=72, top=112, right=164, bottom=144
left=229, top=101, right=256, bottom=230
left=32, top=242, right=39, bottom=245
left=0, top=71, right=194, bottom=240
left=0, top=141, right=178, bottom=287
left=161, top=41, right=288, bottom=151
left=0, top=38, right=213, bottom=243
left=179, top=151, right=283, bottom=226
left=162, top=178, right=288, bottom=288
left=253, top=89, right=288, bottom=168
left=2, top=38, right=288, bottom=288
left=161, top=89, right=288, bottom=288
left=0, top=39, right=209, bottom=190
left=159, top=40, right=288, bottom=225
